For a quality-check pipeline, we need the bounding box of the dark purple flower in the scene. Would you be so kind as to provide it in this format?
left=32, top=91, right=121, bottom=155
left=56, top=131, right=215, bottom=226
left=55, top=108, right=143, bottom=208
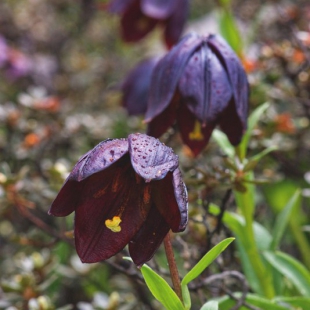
left=121, top=57, right=159, bottom=115
left=108, top=0, right=189, bottom=48
left=145, top=33, right=249, bottom=157
left=49, top=133, right=188, bottom=266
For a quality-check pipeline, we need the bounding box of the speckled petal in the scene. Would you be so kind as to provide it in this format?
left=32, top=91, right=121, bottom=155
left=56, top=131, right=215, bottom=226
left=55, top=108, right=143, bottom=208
left=129, top=204, right=170, bottom=266
left=145, top=33, right=202, bottom=122
left=74, top=157, right=152, bottom=263
left=151, top=171, right=187, bottom=232
left=178, top=43, right=232, bottom=124
left=207, top=34, right=249, bottom=129
left=141, top=0, right=177, bottom=19
left=78, top=139, right=129, bottom=181
left=128, top=133, right=178, bottom=181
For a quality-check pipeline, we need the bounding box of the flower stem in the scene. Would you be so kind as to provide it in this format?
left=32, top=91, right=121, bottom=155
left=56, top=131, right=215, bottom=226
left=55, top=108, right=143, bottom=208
left=164, top=231, right=183, bottom=301
left=234, top=172, right=275, bottom=299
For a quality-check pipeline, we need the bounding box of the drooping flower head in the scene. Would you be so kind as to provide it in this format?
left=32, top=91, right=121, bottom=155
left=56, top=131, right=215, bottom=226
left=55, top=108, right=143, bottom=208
left=107, top=0, right=189, bottom=48
left=49, top=133, right=188, bottom=266
left=120, top=57, right=159, bottom=115
left=145, top=33, right=249, bottom=156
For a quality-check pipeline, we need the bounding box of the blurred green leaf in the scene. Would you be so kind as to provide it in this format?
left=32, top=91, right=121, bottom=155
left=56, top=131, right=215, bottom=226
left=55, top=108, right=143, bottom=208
left=181, top=238, right=234, bottom=286
left=263, top=251, right=310, bottom=296
left=237, top=102, right=269, bottom=160
left=218, top=7, right=243, bottom=56
left=200, top=300, right=218, bottom=310
left=212, top=129, right=235, bottom=158
left=218, top=293, right=290, bottom=310
left=270, top=190, right=301, bottom=250
left=274, top=296, right=310, bottom=308
left=244, top=146, right=278, bottom=172
left=140, top=264, right=185, bottom=310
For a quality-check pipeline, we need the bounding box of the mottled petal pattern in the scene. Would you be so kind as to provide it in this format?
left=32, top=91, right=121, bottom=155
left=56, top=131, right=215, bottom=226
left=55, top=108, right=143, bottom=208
left=128, top=133, right=178, bottom=181
left=145, top=33, right=202, bottom=122
left=49, top=134, right=188, bottom=266
left=207, top=34, right=249, bottom=129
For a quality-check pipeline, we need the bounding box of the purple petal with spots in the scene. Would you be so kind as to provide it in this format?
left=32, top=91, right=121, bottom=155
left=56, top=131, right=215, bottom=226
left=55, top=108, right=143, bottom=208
left=77, top=139, right=129, bottom=181
left=141, top=0, right=177, bottom=19
left=145, top=33, right=202, bottom=122
left=207, top=34, right=249, bottom=128
left=172, top=168, right=188, bottom=230
left=128, top=133, right=178, bottom=181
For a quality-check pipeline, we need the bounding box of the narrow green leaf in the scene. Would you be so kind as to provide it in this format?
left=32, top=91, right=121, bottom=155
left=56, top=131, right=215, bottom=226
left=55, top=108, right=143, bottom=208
left=244, top=146, right=278, bottom=172
left=140, top=264, right=185, bottom=310
left=218, top=293, right=290, bottom=310
left=218, top=8, right=243, bottom=56
left=274, top=296, right=310, bottom=308
left=123, top=257, right=184, bottom=310
left=181, top=238, right=234, bottom=286
left=238, top=102, right=269, bottom=160
left=181, top=284, right=191, bottom=310
left=263, top=251, right=310, bottom=296
left=270, top=190, right=301, bottom=250
left=212, top=129, right=235, bottom=158
left=200, top=300, right=218, bottom=310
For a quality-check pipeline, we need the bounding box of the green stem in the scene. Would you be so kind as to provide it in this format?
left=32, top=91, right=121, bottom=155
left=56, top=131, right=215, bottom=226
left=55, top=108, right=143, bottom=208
left=234, top=172, right=275, bottom=299
left=164, top=232, right=183, bottom=301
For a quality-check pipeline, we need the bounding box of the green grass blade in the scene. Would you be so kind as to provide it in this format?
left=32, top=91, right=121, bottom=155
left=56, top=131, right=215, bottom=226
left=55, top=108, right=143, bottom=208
left=181, top=238, right=234, bottom=286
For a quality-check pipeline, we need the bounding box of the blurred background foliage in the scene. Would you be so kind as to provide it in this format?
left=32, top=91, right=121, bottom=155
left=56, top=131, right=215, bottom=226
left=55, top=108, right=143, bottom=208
left=0, top=0, right=310, bottom=309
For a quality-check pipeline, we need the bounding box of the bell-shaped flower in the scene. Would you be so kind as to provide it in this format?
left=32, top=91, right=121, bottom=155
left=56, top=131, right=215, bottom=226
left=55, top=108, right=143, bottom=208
left=145, top=33, right=249, bottom=156
left=49, top=133, right=188, bottom=266
left=120, top=57, right=159, bottom=115
left=107, top=0, right=189, bottom=48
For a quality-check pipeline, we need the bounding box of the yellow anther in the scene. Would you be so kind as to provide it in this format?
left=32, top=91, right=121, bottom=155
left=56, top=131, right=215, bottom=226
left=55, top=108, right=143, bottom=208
left=105, top=216, right=122, bottom=233
left=189, top=120, right=204, bottom=141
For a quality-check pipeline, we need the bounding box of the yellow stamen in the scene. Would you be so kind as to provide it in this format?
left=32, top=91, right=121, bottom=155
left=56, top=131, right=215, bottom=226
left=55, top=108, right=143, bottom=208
left=189, top=120, right=204, bottom=141
left=105, top=216, right=122, bottom=233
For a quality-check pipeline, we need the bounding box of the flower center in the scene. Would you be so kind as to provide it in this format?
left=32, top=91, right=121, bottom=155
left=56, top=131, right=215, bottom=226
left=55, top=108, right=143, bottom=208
left=105, top=216, right=122, bottom=232
left=189, top=120, right=204, bottom=141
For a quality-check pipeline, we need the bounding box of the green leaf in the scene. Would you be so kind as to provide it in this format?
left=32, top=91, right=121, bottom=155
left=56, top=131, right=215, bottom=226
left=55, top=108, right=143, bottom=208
left=270, top=190, right=301, bottom=250
left=237, top=102, right=269, bottom=160
left=274, top=296, right=310, bottom=308
left=263, top=251, right=310, bottom=296
left=218, top=8, right=243, bottom=56
left=181, top=284, right=191, bottom=310
left=208, top=204, right=272, bottom=250
left=212, top=129, right=235, bottom=158
left=181, top=238, right=234, bottom=286
left=200, top=300, right=219, bottom=310
left=123, top=258, right=185, bottom=310
left=218, top=293, right=290, bottom=310
left=140, top=264, right=185, bottom=310
left=243, top=146, right=278, bottom=172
